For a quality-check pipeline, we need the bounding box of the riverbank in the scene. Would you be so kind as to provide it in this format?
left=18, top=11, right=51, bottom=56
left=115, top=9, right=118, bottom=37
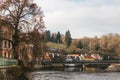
left=0, top=63, right=120, bottom=80
left=0, top=66, right=28, bottom=80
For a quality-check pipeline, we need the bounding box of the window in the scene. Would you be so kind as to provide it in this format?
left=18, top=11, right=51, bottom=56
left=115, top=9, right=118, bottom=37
left=8, top=41, right=11, bottom=48
left=0, top=41, right=2, bottom=49
left=4, top=52, right=6, bottom=58
left=4, top=40, right=7, bottom=48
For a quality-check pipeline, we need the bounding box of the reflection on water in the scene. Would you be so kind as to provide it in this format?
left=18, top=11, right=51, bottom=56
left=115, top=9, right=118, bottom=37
left=64, top=67, right=78, bottom=72
left=26, top=67, right=120, bottom=80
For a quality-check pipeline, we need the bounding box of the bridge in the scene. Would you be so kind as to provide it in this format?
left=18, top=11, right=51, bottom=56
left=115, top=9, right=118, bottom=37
left=41, top=60, right=120, bottom=64
left=31, top=60, right=120, bottom=70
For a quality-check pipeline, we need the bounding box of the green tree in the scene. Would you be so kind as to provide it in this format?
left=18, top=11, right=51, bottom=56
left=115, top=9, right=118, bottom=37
left=76, top=40, right=83, bottom=49
left=65, top=30, right=72, bottom=48
left=0, top=0, right=45, bottom=59
left=50, top=33, right=56, bottom=43
left=45, top=30, right=51, bottom=42
left=56, top=31, right=61, bottom=43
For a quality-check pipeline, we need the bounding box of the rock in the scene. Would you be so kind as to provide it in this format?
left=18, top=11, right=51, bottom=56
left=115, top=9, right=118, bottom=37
left=106, top=64, right=120, bottom=72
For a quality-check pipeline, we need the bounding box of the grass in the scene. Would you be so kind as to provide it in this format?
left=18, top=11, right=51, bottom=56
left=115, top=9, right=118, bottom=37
left=47, top=42, right=66, bottom=49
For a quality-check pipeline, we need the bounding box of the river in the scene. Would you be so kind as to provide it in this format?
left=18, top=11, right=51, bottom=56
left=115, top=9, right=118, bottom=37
left=26, top=67, right=120, bottom=80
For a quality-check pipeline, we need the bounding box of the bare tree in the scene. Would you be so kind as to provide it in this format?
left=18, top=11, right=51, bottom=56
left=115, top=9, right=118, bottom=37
left=0, top=0, right=45, bottom=59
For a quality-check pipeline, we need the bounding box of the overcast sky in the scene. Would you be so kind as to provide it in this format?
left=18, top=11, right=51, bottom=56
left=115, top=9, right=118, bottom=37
left=34, top=0, right=120, bottom=38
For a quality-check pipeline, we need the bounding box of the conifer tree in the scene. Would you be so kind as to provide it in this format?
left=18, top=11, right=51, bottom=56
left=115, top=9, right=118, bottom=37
left=65, top=30, right=72, bottom=48
left=56, top=31, right=61, bottom=43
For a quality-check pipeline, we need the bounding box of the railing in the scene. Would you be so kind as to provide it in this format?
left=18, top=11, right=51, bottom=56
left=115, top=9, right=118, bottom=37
left=30, top=60, right=120, bottom=70
left=40, top=60, right=120, bottom=64
left=0, top=57, right=18, bottom=66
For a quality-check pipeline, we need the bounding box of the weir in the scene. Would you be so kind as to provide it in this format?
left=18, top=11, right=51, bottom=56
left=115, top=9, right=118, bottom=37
left=31, top=60, right=120, bottom=71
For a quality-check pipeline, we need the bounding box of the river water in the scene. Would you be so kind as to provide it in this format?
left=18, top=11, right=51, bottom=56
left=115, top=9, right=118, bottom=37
left=26, top=67, right=120, bottom=80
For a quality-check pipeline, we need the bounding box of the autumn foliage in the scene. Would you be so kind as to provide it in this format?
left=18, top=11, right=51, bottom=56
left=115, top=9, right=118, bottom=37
left=0, top=0, right=45, bottom=59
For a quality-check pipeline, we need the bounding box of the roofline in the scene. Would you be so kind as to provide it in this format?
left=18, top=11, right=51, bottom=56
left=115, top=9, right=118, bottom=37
left=0, top=19, right=14, bottom=30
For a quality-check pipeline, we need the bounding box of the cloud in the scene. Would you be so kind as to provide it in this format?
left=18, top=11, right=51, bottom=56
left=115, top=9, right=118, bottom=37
left=34, top=0, right=120, bottom=38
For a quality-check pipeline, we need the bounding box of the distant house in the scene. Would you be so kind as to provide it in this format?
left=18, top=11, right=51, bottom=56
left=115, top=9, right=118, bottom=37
left=0, top=19, right=14, bottom=58
left=80, top=54, right=94, bottom=60
left=91, top=54, right=102, bottom=60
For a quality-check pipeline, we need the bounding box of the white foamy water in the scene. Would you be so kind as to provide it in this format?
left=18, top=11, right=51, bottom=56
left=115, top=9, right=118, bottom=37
left=27, top=70, right=120, bottom=80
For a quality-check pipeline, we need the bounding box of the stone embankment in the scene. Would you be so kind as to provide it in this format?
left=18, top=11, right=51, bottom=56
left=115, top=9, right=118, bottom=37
left=0, top=66, right=28, bottom=80
left=106, top=64, right=120, bottom=72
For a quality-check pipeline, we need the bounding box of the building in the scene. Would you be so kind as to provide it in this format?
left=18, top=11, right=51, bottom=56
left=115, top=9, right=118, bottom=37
left=0, top=19, right=45, bottom=62
left=0, top=19, right=14, bottom=58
